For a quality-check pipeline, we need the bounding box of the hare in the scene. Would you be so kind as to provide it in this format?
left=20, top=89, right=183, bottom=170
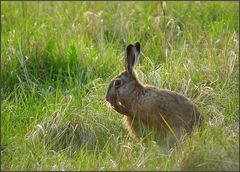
left=106, top=42, right=203, bottom=147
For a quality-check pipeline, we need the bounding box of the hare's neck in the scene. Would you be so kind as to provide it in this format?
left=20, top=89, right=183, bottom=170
left=120, top=81, right=144, bottom=107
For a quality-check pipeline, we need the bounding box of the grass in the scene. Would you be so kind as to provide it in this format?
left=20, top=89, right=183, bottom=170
left=1, top=1, right=239, bottom=171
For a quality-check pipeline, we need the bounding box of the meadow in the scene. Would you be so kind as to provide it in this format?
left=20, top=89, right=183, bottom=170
left=1, top=1, right=239, bottom=170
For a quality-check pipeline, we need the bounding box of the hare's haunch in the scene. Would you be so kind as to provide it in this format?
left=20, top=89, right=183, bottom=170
left=106, top=42, right=203, bottom=145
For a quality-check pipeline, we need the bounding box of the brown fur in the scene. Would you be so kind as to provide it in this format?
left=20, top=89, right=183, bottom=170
left=109, top=72, right=202, bottom=142
left=106, top=43, right=203, bottom=146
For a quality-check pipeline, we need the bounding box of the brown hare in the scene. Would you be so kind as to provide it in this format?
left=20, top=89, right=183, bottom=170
left=106, top=42, right=203, bottom=147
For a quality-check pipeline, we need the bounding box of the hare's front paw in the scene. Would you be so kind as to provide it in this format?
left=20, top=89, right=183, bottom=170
left=112, top=102, right=131, bottom=116
left=109, top=99, right=118, bottom=108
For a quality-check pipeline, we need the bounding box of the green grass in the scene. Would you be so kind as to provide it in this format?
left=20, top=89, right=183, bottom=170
left=1, top=1, right=239, bottom=170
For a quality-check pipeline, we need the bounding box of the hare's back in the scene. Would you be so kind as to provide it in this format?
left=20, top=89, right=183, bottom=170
left=142, top=88, right=200, bottom=129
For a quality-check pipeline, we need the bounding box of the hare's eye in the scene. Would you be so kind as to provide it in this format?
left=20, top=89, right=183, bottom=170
left=114, top=79, right=122, bottom=87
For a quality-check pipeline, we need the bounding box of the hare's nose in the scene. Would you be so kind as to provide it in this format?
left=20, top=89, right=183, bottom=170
left=106, top=96, right=110, bottom=102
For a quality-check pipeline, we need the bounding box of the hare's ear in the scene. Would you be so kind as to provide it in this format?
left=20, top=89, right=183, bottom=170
left=125, top=44, right=135, bottom=75
left=125, top=42, right=141, bottom=75
left=133, top=42, right=140, bottom=66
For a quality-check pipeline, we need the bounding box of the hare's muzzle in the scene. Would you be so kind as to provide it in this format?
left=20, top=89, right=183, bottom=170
left=106, top=95, right=114, bottom=103
left=106, top=96, right=110, bottom=102
left=106, top=95, right=118, bottom=106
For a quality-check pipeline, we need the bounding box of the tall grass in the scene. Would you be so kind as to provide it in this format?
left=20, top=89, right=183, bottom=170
left=1, top=1, right=239, bottom=170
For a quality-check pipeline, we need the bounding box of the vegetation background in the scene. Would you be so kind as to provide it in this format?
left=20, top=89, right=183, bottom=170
left=1, top=1, right=239, bottom=171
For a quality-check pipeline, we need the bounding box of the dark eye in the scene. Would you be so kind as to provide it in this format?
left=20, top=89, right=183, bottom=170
left=114, top=79, right=122, bottom=87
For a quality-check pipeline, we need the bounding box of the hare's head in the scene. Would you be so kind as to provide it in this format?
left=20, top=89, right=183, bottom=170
left=106, top=42, right=142, bottom=106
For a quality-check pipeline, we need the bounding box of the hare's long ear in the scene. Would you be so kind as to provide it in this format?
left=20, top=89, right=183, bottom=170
left=125, top=42, right=141, bottom=75
left=125, top=44, right=134, bottom=75
left=134, top=42, right=141, bottom=66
